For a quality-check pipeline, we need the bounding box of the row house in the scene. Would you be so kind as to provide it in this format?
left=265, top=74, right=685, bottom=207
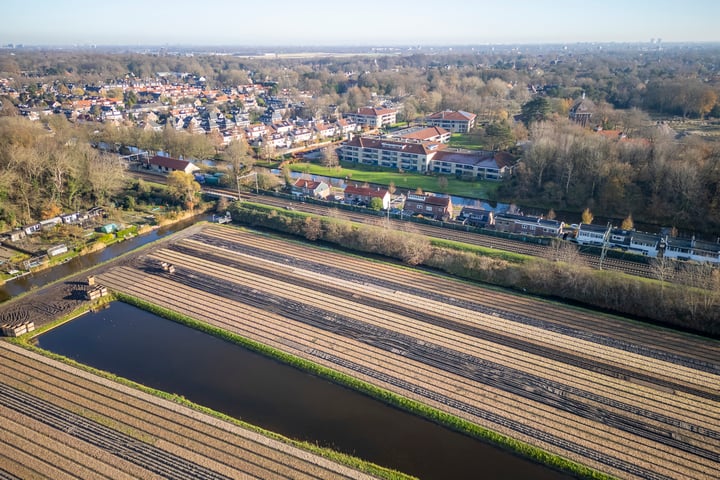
left=245, top=123, right=267, bottom=140
left=457, top=207, right=495, bottom=228
left=495, top=214, right=564, bottom=236
left=315, top=122, right=337, bottom=139
left=266, top=132, right=291, bottom=149
left=403, top=193, right=453, bottom=220
left=290, top=127, right=313, bottom=144
left=271, top=120, right=293, bottom=135
left=425, top=110, right=477, bottom=133
left=344, top=107, right=397, bottom=128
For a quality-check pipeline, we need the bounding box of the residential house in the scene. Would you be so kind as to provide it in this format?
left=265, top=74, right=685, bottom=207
left=425, top=110, right=477, bottom=133
left=457, top=207, right=495, bottom=228
left=662, top=236, right=720, bottom=263
left=403, top=193, right=453, bottom=220
left=146, top=155, right=200, bottom=175
left=292, top=179, right=331, bottom=199
left=336, top=118, right=359, bottom=137
left=344, top=107, right=397, bottom=128
left=343, top=184, right=390, bottom=210
left=266, top=132, right=291, bottom=149
left=245, top=124, right=267, bottom=140
left=290, top=127, right=313, bottom=145
left=495, top=214, right=564, bottom=236
left=315, top=122, right=337, bottom=139
left=259, top=107, right=283, bottom=125
left=576, top=223, right=610, bottom=245
left=629, top=232, right=660, bottom=257
left=569, top=94, right=595, bottom=127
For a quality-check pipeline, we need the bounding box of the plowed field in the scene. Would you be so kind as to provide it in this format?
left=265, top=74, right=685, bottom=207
left=93, top=224, right=719, bottom=480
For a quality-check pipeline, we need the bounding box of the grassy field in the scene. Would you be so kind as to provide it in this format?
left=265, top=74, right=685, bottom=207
left=447, top=132, right=487, bottom=150
left=289, top=162, right=499, bottom=199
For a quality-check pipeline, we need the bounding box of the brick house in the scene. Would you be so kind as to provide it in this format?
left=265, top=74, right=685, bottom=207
left=343, top=184, right=390, bottom=209
left=403, top=193, right=453, bottom=220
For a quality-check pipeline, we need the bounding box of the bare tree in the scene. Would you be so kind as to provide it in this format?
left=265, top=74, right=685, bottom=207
left=320, top=145, right=339, bottom=168
left=650, top=255, right=675, bottom=300
left=85, top=152, right=127, bottom=205
left=544, top=239, right=587, bottom=267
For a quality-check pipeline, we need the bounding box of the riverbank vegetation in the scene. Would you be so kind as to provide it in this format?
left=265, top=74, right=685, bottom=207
left=230, top=202, right=720, bottom=336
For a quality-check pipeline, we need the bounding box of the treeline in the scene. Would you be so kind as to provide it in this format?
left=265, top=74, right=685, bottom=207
left=0, top=116, right=126, bottom=230
left=3, top=45, right=720, bottom=120
left=500, top=119, right=720, bottom=232
left=230, top=203, right=720, bottom=337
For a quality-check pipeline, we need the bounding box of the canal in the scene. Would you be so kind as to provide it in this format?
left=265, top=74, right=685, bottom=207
left=0, top=214, right=209, bottom=303
left=36, top=302, right=575, bottom=480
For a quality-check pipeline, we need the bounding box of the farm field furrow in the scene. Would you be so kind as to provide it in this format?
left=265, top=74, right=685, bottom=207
left=193, top=227, right=720, bottom=367
left=94, top=225, right=720, bottom=480
left=0, top=342, right=382, bottom=480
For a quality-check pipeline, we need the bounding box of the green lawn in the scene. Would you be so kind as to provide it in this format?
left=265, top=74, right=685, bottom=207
left=447, top=132, right=487, bottom=151
left=289, top=162, right=499, bottom=199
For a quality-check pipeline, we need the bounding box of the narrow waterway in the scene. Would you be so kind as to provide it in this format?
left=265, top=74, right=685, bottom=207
left=0, top=214, right=209, bottom=303
left=36, top=302, right=575, bottom=480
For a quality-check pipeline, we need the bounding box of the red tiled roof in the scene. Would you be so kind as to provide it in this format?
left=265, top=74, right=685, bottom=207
left=149, top=155, right=193, bottom=171
left=345, top=136, right=445, bottom=155
left=397, top=126, right=449, bottom=140
left=293, top=179, right=322, bottom=190
left=344, top=184, right=388, bottom=198
left=356, top=107, right=396, bottom=116
left=427, top=110, right=476, bottom=122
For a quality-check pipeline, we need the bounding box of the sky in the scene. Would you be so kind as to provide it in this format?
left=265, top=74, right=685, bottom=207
left=3, top=0, right=719, bottom=47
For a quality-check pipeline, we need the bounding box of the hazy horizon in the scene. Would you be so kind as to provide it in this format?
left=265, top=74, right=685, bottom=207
left=3, top=0, right=719, bottom=47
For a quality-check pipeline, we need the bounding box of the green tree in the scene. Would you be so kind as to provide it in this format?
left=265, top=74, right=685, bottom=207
left=124, top=90, right=138, bottom=107
left=484, top=120, right=515, bottom=150
left=520, top=97, right=550, bottom=126
left=369, top=197, right=383, bottom=211
left=166, top=171, right=201, bottom=209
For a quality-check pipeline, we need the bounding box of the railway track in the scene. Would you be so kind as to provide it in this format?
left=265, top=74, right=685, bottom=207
left=130, top=170, right=653, bottom=278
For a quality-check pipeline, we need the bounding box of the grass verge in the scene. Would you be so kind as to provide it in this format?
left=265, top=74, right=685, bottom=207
left=289, top=162, right=499, bottom=198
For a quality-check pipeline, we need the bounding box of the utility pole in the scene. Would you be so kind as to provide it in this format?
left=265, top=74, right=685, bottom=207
left=237, top=171, right=259, bottom=196
left=599, top=222, right=612, bottom=270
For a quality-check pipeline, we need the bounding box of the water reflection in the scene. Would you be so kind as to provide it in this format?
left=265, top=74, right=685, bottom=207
left=0, top=214, right=209, bottom=303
